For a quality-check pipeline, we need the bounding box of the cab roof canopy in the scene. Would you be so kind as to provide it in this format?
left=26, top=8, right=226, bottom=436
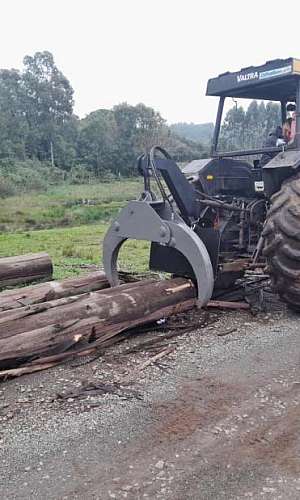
left=206, top=58, right=300, bottom=101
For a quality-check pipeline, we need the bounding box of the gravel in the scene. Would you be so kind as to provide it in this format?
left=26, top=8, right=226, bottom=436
left=0, top=303, right=299, bottom=499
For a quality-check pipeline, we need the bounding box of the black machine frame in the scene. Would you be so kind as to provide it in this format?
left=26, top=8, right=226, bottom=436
left=206, top=58, right=300, bottom=158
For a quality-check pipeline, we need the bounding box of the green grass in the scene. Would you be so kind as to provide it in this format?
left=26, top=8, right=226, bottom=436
left=0, top=180, right=142, bottom=232
left=0, top=224, right=151, bottom=280
left=0, top=180, right=154, bottom=281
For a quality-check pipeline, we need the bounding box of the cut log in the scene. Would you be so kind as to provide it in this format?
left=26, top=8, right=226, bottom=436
left=0, top=253, right=53, bottom=288
left=0, top=271, right=109, bottom=312
left=0, top=279, right=153, bottom=338
left=0, top=278, right=197, bottom=371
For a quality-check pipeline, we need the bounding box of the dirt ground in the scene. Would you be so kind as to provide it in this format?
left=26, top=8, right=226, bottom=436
left=1, top=301, right=300, bottom=499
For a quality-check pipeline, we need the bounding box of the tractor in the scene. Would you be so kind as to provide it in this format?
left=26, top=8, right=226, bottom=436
left=103, top=58, right=300, bottom=309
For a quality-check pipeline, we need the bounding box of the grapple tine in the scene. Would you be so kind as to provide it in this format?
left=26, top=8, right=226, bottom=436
left=166, top=221, right=214, bottom=307
left=102, top=232, right=126, bottom=287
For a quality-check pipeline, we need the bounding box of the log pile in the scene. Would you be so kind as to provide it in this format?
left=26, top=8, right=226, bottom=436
left=0, top=252, right=197, bottom=379
left=0, top=253, right=53, bottom=288
left=0, top=274, right=197, bottom=379
left=0, top=253, right=254, bottom=380
left=0, top=271, right=109, bottom=311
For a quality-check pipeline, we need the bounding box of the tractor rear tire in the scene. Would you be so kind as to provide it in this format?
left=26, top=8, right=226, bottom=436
left=263, top=173, right=300, bottom=310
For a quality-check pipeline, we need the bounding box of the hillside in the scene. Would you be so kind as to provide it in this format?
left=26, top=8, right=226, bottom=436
left=170, top=122, right=214, bottom=144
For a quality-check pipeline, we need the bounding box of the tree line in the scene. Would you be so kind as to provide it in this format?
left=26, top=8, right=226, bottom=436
left=0, top=51, right=205, bottom=180
left=0, top=51, right=282, bottom=187
left=219, top=100, right=281, bottom=151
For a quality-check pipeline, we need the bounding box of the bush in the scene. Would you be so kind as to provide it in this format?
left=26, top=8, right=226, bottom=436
left=102, top=170, right=118, bottom=182
left=0, top=177, right=16, bottom=197
left=0, top=159, right=65, bottom=198
left=68, top=164, right=93, bottom=185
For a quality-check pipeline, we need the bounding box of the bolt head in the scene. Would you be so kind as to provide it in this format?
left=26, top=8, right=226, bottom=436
left=159, top=226, right=167, bottom=238
left=114, top=222, right=120, bottom=232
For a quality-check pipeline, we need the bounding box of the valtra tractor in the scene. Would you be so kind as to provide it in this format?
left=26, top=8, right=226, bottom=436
left=103, top=58, right=300, bottom=309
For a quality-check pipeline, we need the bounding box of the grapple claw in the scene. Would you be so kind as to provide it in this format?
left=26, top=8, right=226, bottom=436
left=103, top=200, right=214, bottom=307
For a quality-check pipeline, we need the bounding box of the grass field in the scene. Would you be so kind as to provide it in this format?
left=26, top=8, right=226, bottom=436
left=0, top=180, right=151, bottom=280
left=0, top=179, right=141, bottom=232
left=0, top=224, right=151, bottom=279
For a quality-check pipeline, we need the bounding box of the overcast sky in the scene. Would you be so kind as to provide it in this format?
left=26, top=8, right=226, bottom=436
left=1, top=0, right=299, bottom=124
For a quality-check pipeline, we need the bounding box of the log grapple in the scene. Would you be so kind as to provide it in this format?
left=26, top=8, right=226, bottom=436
left=103, top=146, right=262, bottom=306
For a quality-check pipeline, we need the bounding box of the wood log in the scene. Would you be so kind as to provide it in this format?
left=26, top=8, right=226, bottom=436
left=0, top=279, right=152, bottom=338
left=0, top=271, right=109, bottom=312
left=0, top=253, right=53, bottom=288
left=0, top=278, right=197, bottom=370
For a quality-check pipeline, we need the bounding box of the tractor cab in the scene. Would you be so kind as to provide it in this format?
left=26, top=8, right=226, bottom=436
left=184, top=58, right=300, bottom=197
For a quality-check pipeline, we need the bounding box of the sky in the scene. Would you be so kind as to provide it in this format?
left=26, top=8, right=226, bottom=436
left=1, top=0, right=299, bottom=124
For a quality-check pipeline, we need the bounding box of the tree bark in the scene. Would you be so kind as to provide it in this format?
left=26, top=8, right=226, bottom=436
left=0, top=271, right=109, bottom=312
left=0, top=278, right=196, bottom=371
left=0, top=253, right=53, bottom=288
